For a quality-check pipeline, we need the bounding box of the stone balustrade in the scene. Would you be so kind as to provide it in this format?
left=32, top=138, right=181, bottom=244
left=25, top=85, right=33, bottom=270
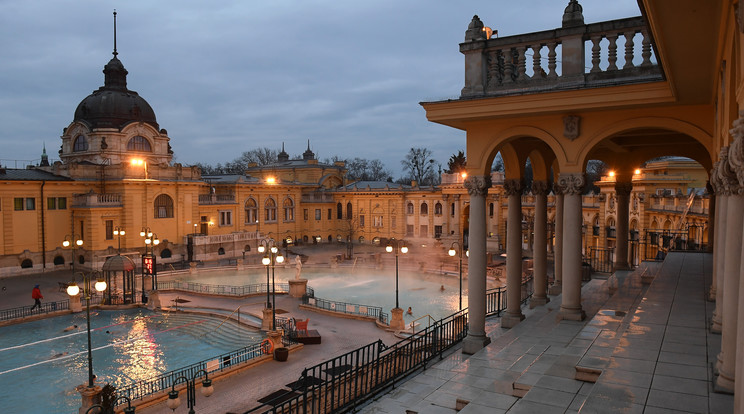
left=461, top=16, right=661, bottom=98
left=198, top=193, right=236, bottom=204
left=71, top=192, right=123, bottom=208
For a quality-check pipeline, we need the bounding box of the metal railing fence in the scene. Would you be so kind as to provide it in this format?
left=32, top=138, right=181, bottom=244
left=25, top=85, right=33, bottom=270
left=301, top=296, right=388, bottom=325
left=0, top=299, right=69, bottom=321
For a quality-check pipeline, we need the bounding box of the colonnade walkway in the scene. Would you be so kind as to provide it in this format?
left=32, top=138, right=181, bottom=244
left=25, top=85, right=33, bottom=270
left=360, top=252, right=733, bottom=414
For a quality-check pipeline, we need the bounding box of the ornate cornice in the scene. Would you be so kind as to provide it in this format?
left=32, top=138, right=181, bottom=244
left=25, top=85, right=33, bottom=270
left=464, top=175, right=492, bottom=197
left=503, top=178, right=524, bottom=197
left=531, top=180, right=551, bottom=196
left=614, top=181, right=633, bottom=197
left=555, top=173, right=585, bottom=196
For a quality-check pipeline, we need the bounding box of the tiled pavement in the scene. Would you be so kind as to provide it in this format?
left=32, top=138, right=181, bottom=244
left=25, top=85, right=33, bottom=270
left=359, top=252, right=733, bottom=414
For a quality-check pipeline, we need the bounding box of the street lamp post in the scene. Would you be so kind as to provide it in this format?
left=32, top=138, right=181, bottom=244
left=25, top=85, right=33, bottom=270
left=113, top=226, right=125, bottom=254
left=385, top=238, right=407, bottom=330
left=166, top=369, right=214, bottom=414
left=258, top=238, right=284, bottom=330
left=448, top=242, right=469, bottom=311
left=62, top=234, right=84, bottom=274
left=67, top=271, right=107, bottom=388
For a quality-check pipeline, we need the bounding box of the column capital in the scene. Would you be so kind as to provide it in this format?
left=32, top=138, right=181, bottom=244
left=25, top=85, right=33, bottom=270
left=531, top=180, right=551, bottom=196
left=555, top=173, right=585, bottom=195
left=729, top=112, right=744, bottom=187
left=614, top=181, right=633, bottom=197
left=717, top=146, right=740, bottom=196
left=503, top=178, right=524, bottom=196
left=464, top=175, right=492, bottom=196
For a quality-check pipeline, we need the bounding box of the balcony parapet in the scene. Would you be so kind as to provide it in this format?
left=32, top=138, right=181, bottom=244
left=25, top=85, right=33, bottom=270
left=461, top=16, right=662, bottom=98
left=301, top=193, right=335, bottom=203
left=72, top=192, right=123, bottom=208
left=198, top=194, right=236, bottom=205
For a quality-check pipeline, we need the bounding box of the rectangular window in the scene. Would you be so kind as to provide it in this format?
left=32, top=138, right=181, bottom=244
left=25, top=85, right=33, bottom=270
left=303, top=209, right=308, bottom=220
left=105, top=220, right=114, bottom=240
left=315, top=209, right=321, bottom=220
left=360, top=215, right=365, bottom=227
left=327, top=208, right=332, bottom=220
left=57, top=197, right=66, bottom=210
left=219, top=210, right=233, bottom=226
left=419, top=225, right=428, bottom=238
left=450, top=203, right=455, bottom=216
left=14, top=198, right=24, bottom=211
left=373, top=216, right=383, bottom=228
left=406, top=224, right=414, bottom=237
left=25, top=198, right=35, bottom=210
left=47, top=197, right=57, bottom=210
left=435, top=225, right=443, bottom=238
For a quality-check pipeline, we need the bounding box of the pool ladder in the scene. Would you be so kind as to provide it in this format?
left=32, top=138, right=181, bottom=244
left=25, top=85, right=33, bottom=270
left=408, top=314, right=436, bottom=334
left=204, top=305, right=247, bottom=337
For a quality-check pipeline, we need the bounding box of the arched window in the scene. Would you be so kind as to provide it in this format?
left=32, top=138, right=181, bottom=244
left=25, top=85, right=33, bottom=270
left=245, top=198, right=258, bottom=224
left=489, top=203, right=494, bottom=217
left=21, top=259, right=33, bottom=268
left=53, top=255, right=65, bottom=265
left=160, top=249, right=172, bottom=258
left=283, top=197, right=295, bottom=221
left=435, top=202, right=443, bottom=215
left=244, top=244, right=251, bottom=252
left=407, top=202, right=414, bottom=215
left=127, top=136, right=152, bottom=152
left=420, top=203, right=428, bottom=215
left=337, top=203, right=343, bottom=219
left=346, top=202, right=352, bottom=219
left=154, top=194, right=174, bottom=218
left=73, top=135, right=88, bottom=152
left=218, top=247, right=225, bottom=255
left=265, top=198, right=277, bottom=222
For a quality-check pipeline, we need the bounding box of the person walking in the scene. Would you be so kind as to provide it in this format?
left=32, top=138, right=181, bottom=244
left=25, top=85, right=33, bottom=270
left=31, top=284, right=43, bottom=310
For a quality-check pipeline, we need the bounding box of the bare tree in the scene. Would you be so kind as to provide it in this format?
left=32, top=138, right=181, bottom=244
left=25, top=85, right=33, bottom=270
left=401, top=147, right=440, bottom=185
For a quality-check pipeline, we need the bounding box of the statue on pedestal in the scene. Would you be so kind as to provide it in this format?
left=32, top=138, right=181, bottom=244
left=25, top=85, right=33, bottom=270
left=295, top=255, right=303, bottom=280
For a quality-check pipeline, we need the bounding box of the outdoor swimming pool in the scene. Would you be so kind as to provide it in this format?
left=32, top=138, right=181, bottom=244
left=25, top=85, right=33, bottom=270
left=0, top=308, right=262, bottom=413
left=168, top=265, right=498, bottom=322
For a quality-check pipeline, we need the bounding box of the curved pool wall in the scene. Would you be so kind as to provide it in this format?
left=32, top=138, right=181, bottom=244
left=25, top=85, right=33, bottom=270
left=0, top=308, right=262, bottom=414
left=166, top=266, right=485, bottom=322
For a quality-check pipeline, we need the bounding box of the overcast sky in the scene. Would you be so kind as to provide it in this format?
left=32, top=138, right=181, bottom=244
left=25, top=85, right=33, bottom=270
left=0, top=0, right=641, bottom=177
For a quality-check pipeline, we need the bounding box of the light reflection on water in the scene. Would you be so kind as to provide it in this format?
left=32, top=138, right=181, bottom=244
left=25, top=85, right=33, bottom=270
left=0, top=308, right=261, bottom=414
left=174, top=266, right=483, bottom=322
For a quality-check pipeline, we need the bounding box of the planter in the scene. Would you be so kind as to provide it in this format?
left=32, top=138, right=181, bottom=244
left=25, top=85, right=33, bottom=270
left=274, top=347, right=289, bottom=362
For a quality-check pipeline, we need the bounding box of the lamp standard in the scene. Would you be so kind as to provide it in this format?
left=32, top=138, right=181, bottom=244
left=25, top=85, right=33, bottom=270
left=448, top=241, right=469, bottom=311
left=166, top=369, right=214, bottom=414
left=140, top=227, right=159, bottom=300
left=385, top=239, right=408, bottom=309
left=258, top=238, right=284, bottom=330
left=67, top=271, right=107, bottom=388
left=113, top=226, right=125, bottom=254
left=62, top=235, right=84, bottom=274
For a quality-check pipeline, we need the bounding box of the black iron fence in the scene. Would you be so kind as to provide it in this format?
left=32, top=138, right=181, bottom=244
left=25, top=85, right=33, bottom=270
left=639, top=227, right=707, bottom=261
left=157, top=281, right=314, bottom=297
left=589, top=247, right=614, bottom=274
left=117, top=336, right=295, bottom=404
left=0, top=299, right=69, bottom=322
left=249, top=309, right=468, bottom=413
left=301, top=296, right=388, bottom=325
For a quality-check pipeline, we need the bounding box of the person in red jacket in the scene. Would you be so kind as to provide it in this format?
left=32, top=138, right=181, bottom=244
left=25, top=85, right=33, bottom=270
left=31, top=285, right=43, bottom=310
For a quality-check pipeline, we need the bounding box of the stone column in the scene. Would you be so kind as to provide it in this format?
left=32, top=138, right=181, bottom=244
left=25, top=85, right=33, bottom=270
left=707, top=181, right=715, bottom=255
left=549, top=193, right=564, bottom=295
left=530, top=180, right=550, bottom=308
left=502, top=179, right=525, bottom=328
left=76, top=385, right=102, bottom=414
left=614, top=181, right=632, bottom=270
left=710, top=164, right=726, bottom=332
left=716, top=145, right=741, bottom=392
left=556, top=173, right=586, bottom=321
left=462, top=175, right=492, bottom=354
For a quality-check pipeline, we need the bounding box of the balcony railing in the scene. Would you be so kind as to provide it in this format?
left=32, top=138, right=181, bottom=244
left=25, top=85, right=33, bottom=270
left=301, top=193, right=335, bottom=203
left=72, top=192, right=123, bottom=208
left=198, top=194, right=236, bottom=205
left=461, top=16, right=661, bottom=98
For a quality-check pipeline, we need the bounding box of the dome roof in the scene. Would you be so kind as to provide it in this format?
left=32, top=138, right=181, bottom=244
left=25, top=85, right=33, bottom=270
left=73, top=56, right=159, bottom=131
left=102, top=254, right=136, bottom=272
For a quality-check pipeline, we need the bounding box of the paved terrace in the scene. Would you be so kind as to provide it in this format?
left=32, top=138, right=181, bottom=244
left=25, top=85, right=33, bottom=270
left=360, top=252, right=732, bottom=414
